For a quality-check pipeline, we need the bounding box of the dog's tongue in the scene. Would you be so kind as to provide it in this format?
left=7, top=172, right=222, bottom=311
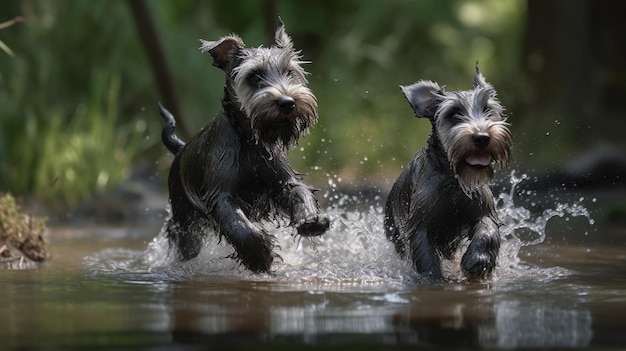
left=466, top=153, right=492, bottom=166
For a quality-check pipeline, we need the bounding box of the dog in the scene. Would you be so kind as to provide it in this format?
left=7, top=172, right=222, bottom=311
left=159, top=19, right=329, bottom=273
left=384, top=64, right=512, bottom=281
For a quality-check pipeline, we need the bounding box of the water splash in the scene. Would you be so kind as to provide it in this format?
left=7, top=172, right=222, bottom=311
left=495, top=171, right=594, bottom=279
left=499, top=171, right=592, bottom=245
left=85, top=171, right=594, bottom=285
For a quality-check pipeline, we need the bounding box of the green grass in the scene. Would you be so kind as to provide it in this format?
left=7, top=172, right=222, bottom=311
left=7, top=72, right=147, bottom=209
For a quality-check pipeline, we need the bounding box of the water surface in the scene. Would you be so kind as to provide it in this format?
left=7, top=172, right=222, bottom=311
left=2, top=179, right=625, bottom=350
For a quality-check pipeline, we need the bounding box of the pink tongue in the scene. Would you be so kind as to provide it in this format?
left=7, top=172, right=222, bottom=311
left=466, top=153, right=492, bottom=166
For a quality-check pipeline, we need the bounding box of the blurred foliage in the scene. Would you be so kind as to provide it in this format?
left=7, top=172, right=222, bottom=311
left=25, top=72, right=145, bottom=208
left=0, top=0, right=526, bottom=208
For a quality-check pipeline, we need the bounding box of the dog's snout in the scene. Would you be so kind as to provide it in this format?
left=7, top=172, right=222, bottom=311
left=277, top=96, right=296, bottom=113
left=472, top=132, right=490, bottom=148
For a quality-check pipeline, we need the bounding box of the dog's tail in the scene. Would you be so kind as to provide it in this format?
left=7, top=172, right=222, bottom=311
left=159, top=102, right=186, bottom=155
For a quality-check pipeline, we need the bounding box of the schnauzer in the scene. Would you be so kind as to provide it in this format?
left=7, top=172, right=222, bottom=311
left=159, top=19, right=329, bottom=273
left=384, top=65, right=512, bottom=281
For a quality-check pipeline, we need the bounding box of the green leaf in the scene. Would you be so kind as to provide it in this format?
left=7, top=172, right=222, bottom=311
left=0, top=39, right=15, bottom=57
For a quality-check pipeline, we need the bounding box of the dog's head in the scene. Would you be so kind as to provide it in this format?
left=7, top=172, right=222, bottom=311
left=199, top=18, right=318, bottom=151
left=401, top=64, right=512, bottom=193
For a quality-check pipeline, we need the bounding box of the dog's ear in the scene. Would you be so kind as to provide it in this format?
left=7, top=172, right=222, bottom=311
left=473, top=62, right=493, bottom=90
left=199, top=35, right=245, bottom=71
left=274, top=16, right=293, bottom=49
left=400, top=80, right=444, bottom=119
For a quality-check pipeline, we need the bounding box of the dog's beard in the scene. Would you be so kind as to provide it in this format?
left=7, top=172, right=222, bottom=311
left=454, top=163, right=495, bottom=197
left=244, top=86, right=318, bottom=151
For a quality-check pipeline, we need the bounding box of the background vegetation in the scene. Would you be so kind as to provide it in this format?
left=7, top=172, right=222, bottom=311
left=0, top=0, right=624, bottom=214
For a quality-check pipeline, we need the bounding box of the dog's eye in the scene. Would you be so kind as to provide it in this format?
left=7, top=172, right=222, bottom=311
left=248, top=72, right=266, bottom=88
left=446, top=112, right=464, bottom=123
left=288, top=68, right=303, bottom=79
left=483, top=108, right=500, bottom=120
left=249, top=74, right=261, bottom=84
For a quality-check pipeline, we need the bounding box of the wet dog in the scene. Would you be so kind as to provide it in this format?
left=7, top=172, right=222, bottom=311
left=384, top=65, right=512, bottom=280
left=159, top=19, right=329, bottom=273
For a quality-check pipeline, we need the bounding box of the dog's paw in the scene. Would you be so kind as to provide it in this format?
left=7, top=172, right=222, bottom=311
left=237, top=232, right=274, bottom=273
left=296, top=214, right=330, bottom=237
left=461, top=250, right=495, bottom=281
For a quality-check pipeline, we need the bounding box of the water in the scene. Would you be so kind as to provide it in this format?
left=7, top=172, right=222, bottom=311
left=2, top=173, right=625, bottom=350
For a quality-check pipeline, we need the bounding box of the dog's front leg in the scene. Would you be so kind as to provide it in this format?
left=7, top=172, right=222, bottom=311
left=409, top=228, right=443, bottom=280
left=213, top=193, right=274, bottom=273
left=461, top=216, right=500, bottom=280
left=282, top=181, right=329, bottom=237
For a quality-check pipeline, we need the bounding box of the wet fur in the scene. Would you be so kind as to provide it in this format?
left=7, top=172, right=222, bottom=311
left=160, top=19, right=328, bottom=273
left=385, top=65, right=512, bottom=281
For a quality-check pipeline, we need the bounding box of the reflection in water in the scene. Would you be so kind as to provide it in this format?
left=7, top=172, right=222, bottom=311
left=127, top=276, right=592, bottom=348
left=493, top=301, right=592, bottom=348
left=389, top=297, right=592, bottom=348
left=78, top=172, right=601, bottom=348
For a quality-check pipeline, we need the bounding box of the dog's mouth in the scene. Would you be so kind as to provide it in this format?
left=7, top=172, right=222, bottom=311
left=465, top=152, right=492, bottom=167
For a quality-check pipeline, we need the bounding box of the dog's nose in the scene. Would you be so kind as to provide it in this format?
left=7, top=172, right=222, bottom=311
left=472, top=132, right=490, bottom=148
left=277, top=96, right=296, bottom=113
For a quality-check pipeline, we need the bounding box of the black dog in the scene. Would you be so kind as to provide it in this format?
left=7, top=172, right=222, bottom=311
left=385, top=65, right=512, bottom=280
left=159, top=19, right=329, bottom=273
